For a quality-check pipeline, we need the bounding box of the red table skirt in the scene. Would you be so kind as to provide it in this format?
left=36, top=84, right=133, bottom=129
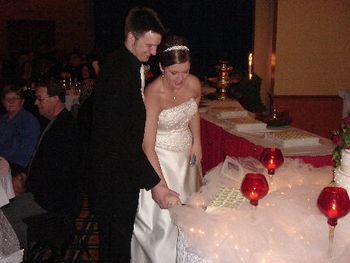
left=200, top=118, right=333, bottom=174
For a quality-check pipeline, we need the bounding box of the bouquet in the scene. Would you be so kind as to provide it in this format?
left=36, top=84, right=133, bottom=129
left=331, top=116, right=350, bottom=168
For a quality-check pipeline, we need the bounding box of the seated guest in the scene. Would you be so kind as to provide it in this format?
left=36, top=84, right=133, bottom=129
left=77, top=63, right=96, bottom=105
left=87, top=48, right=104, bottom=76
left=63, top=52, right=82, bottom=80
left=17, top=60, right=36, bottom=89
left=33, top=57, right=53, bottom=82
left=0, top=84, right=40, bottom=169
left=21, top=84, right=50, bottom=132
left=2, top=78, right=82, bottom=254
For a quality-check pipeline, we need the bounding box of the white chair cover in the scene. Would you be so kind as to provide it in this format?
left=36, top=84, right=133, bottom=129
left=0, top=157, right=23, bottom=263
left=0, top=157, right=15, bottom=207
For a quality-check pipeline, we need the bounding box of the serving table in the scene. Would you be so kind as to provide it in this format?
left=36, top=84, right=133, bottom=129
left=0, top=157, right=23, bottom=263
left=199, top=99, right=334, bottom=173
left=171, top=157, right=350, bottom=263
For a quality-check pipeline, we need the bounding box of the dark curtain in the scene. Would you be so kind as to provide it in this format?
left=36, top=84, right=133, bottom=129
left=93, top=0, right=254, bottom=79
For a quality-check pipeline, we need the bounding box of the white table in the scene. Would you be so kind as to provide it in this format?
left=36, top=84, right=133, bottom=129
left=0, top=157, right=23, bottom=263
left=200, top=99, right=334, bottom=157
left=65, top=93, right=80, bottom=111
left=171, top=156, right=350, bottom=263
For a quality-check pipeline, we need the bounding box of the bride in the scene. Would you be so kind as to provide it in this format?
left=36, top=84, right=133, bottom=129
left=131, top=35, right=202, bottom=263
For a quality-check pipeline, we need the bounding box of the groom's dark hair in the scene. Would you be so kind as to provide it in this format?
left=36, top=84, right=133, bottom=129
left=124, top=6, right=167, bottom=39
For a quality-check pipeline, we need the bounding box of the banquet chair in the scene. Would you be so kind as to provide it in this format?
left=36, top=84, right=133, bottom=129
left=25, top=211, right=97, bottom=262
left=24, top=212, right=76, bottom=262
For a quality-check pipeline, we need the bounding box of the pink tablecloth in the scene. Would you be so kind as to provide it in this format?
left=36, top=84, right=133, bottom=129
left=200, top=119, right=333, bottom=174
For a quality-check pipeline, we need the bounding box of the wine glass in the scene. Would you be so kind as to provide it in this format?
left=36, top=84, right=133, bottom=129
left=260, top=147, right=284, bottom=182
left=317, top=186, right=350, bottom=257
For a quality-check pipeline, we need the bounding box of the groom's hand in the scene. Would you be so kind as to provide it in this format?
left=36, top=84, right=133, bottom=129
left=151, top=182, right=180, bottom=209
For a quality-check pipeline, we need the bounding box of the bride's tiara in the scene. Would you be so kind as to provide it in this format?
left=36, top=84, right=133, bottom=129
left=163, top=45, right=189, bottom=53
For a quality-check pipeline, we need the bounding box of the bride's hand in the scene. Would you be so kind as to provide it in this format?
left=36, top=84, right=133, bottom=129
left=190, top=142, right=202, bottom=166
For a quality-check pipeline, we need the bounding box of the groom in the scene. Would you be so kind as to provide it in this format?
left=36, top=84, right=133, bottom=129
left=86, top=7, right=180, bottom=262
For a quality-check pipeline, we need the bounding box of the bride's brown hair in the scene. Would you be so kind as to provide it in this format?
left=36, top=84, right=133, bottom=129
left=158, top=35, right=191, bottom=68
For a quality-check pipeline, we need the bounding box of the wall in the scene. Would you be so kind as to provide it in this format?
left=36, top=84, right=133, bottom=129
left=254, top=0, right=349, bottom=136
left=273, top=95, right=342, bottom=138
left=255, top=0, right=350, bottom=97
left=253, top=0, right=275, bottom=108
left=275, top=0, right=350, bottom=95
left=0, top=0, right=95, bottom=58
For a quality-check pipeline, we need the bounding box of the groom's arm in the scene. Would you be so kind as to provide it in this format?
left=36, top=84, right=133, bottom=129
left=151, top=182, right=180, bottom=209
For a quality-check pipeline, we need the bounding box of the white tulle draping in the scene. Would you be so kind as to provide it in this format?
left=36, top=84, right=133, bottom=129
left=171, top=157, right=350, bottom=263
left=0, top=211, right=23, bottom=263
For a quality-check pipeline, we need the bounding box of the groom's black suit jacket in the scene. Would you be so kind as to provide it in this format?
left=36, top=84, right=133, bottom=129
left=87, top=45, right=160, bottom=215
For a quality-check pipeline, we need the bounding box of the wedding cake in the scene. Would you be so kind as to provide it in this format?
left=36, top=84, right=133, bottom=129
left=209, top=106, right=248, bottom=119
left=207, top=187, right=246, bottom=209
left=264, top=129, right=320, bottom=148
left=334, top=149, right=350, bottom=192
left=225, top=117, right=267, bottom=132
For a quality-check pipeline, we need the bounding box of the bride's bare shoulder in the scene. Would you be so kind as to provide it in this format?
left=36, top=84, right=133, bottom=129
left=145, top=77, right=162, bottom=94
left=187, top=73, right=200, bottom=83
left=187, top=74, right=201, bottom=92
left=144, top=76, right=163, bottom=105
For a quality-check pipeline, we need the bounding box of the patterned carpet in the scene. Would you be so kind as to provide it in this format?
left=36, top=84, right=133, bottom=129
left=24, top=196, right=99, bottom=262
left=63, top=195, right=99, bottom=262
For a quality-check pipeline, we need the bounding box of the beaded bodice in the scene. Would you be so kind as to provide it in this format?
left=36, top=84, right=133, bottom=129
left=155, top=98, right=197, bottom=151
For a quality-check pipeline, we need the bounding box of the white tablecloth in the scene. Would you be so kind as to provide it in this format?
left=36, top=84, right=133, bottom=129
left=0, top=157, right=23, bottom=263
left=200, top=100, right=334, bottom=157
left=0, top=210, right=23, bottom=263
left=65, top=93, right=80, bottom=111
left=0, top=251, right=23, bottom=263
left=171, top=157, right=350, bottom=263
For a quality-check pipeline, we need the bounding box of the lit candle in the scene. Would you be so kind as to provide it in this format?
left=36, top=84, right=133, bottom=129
left=249, top=190, right=258, bottom=200
left=248, top=53, right=253, bottom=79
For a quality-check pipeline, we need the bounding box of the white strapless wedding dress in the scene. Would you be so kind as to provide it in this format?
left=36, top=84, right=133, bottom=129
left=131, top=98, right=202, bottom=263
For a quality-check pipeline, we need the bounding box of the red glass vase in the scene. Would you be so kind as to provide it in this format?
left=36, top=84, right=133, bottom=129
left=260, top=147, right=284, bottom=175
left=317, top=186, right=350, bottom=257
left=317, top=186, right=350, bottom=227
left=240, top=173, right=269, bottom=206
